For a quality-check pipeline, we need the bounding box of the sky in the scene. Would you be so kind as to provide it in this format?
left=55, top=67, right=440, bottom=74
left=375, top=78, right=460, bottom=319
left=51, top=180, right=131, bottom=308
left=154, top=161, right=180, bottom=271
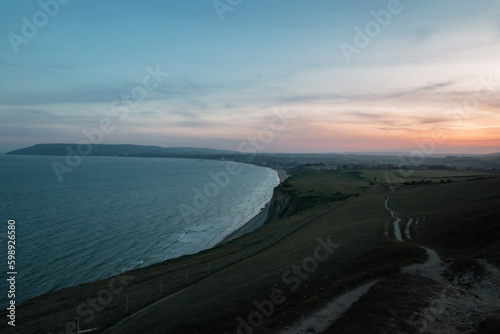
left=1, top=0, right=500, bottom=154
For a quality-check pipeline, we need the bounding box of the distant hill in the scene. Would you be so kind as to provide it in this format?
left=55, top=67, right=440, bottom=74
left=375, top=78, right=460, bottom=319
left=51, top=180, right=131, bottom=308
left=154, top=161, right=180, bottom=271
left=6, top=144, right=238, bottom=158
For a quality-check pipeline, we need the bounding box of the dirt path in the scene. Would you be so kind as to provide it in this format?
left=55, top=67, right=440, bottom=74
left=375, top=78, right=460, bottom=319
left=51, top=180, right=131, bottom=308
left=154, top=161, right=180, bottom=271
left=385, top=198, right=447, bottom=282
left=384, top=198, right=396, bottom=217
left=271, top=279, right=380, bottom=334
left=385, top=198, right=500, bottom=333
left=105, top=198, right=499, bottom=334
left=405, top=217, right=413, bottom=240
left=385, top=198, right=403, bottom=241
left=271, top=198, right=500, bottom=334
left=402, top=246, right=447, bottom=284
left=270, top=199, right=411, bottom=333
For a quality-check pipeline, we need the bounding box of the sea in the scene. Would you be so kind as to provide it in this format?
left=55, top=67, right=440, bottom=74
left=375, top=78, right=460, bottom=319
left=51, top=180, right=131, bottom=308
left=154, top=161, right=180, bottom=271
left=0, top=155, right=279, bottom=307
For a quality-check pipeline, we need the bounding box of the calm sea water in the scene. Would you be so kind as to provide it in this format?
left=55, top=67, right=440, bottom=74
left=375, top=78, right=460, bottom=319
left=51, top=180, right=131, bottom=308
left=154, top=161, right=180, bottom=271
left=0, top=155, right=278, bottom=307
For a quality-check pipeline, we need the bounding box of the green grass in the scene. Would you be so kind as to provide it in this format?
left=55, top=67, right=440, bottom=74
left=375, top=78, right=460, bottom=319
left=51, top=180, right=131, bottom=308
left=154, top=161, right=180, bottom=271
left=388, top=175, right=500, bottom=265
left=324, top=273, right=443, bottom=334
left=105, top=172, right=426, bottom=333
left=2, top=170, right=499, bottom=333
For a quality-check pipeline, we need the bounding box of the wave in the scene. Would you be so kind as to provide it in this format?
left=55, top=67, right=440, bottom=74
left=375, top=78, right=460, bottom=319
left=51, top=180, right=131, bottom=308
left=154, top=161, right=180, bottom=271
left=0, top=156, right=279, bottom=307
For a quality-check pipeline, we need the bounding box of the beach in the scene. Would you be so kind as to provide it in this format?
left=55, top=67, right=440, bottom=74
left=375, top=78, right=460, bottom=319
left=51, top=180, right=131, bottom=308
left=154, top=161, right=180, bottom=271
left=218, top=168, right=289, bottom=244
left=5, top=169, right=500, bottom=333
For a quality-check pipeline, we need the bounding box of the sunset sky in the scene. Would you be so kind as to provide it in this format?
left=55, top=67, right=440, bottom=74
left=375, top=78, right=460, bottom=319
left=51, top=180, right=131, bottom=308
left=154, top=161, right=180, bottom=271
left=1, top=0, right=500, bottom=154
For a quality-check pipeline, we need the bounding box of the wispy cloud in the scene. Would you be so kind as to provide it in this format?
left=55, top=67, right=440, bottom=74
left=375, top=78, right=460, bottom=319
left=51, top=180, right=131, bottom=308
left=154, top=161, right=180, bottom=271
left=1, top=0, right=499, bottom=153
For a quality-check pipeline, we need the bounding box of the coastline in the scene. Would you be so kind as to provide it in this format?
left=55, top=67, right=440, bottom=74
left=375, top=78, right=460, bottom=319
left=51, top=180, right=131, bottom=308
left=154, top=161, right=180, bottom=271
left=10, top=162, right=500, bottom=333
left=1, top=157, right=284, bottom=307
left=218, top=167, right=289, bottom=244
left=271, top=167, right=289, bottom=183
left=218, top=200, right=272, bottom=244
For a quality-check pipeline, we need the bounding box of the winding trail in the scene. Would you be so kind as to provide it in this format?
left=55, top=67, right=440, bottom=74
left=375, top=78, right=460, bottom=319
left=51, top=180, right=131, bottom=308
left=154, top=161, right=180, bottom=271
left=385, top=198, right=402, bottom=242
left=275, top=198, right=441, bottom=334
left=273, top=279, right=380, bottom=334
left=106, top=198, right=500, bottom=334
left=405, top=217, right=413, bottom=240
left=384, top=198, right=446, bottom=281
left=282, top=198, right=500, bottom=334
left=393, top=218, right=403, bottom=242
left=274, top=199, right=422, bottom=333
left=384, top=198, right=500, bottom=333
left=402, top=246, right=446, bottom=284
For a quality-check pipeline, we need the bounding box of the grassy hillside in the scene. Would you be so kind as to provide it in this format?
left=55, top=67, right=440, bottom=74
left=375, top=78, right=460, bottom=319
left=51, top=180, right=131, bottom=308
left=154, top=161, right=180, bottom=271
left=2, top=169, right=499, bottom=333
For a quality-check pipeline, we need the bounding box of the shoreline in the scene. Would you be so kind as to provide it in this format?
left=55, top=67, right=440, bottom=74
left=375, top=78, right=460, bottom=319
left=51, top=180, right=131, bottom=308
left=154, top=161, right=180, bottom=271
left=217, top=167, right=288, bottom=245
left=218, top=200, right=272, bottom=244
left=270, top=167, right=289, bottom=183
left=8, top=162, right=286, bottom=307
left=10, top=167, right=500, bottom=333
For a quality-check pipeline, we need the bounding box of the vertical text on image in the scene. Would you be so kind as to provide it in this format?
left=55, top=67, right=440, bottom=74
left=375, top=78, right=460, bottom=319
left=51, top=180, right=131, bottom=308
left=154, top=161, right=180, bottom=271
left=7, top=219, right=17, bottom=327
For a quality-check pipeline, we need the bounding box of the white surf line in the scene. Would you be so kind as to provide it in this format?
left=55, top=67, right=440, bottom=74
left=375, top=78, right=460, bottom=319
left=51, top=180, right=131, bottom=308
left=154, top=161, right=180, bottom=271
left=275, top=279, right=381, bottom=334
left=384, top=221, right=389, bottom=237
left=385, top=198, right=403, bottom=242
left=103, top=205, right=348, bottom=333
left=405, top=217, right=413, bottom=240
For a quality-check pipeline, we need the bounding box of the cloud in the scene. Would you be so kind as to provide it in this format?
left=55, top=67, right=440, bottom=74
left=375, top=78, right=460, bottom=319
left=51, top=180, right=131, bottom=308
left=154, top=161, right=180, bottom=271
left=173, top=120, right=216, bottom=128
left=0, top=85, right=127, bottom=106
left=416, top=117, right=448, bottom=125
left=406, top=26, right=441, bottom=42
left=268, top=77, right=461, bottom=108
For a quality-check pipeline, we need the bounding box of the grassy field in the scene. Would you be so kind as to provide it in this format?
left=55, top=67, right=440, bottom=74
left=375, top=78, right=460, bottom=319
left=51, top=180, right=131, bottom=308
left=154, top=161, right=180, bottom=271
left=324, top=273, right=444, bottom=334
left=2, top=169, right=499, bottom=333
left=388, top=173, right=500, bottom=265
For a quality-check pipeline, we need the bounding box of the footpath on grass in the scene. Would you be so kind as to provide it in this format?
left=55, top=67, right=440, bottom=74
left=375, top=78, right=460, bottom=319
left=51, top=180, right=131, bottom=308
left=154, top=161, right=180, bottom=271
left=384, top=198, right=500, bottom=333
